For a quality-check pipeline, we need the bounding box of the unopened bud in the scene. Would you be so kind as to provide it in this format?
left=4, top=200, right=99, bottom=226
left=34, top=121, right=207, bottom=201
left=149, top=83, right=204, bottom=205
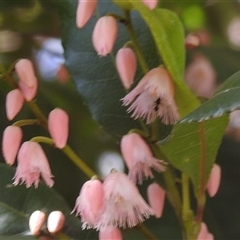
left=76, top=0, right=97, bottom=28
left=48, top=108, right=69, bottom=149
left=116, top=47, right=136, bottom=89
left=141, top=0, right=158, bottom=10
left=2, top=126, right=22, bottom=165
left=47, top=211, right=65, bottom=234
left=99, top=226, right=122, bottom=240
left=29, top=210, right=46, bottom=235
left=92, top=16, right=118, bottom=57
left=185, top=34, right=200, bottom=49
left=5, top=89, right=24, bottom=120
left=207, top=164, right=221, bottom=197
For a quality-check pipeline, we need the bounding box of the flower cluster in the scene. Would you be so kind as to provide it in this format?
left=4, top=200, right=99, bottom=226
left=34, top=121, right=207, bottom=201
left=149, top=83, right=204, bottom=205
left=2, top=59, right=69, bottom=188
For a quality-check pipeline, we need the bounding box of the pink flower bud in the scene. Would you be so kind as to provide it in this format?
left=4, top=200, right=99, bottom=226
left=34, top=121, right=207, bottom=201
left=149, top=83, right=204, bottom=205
left=185, top=34, right=200, bottom=49
left=5, top=89, right=24, bottom=120
left=29, top=210, right=46, bottom=235
left=76, top=0, right=97, bottom=28
left=15, top=59, right=38, bottom=101
left=207, top=164, right=221, bottom=197
left=197, top=222, right=214, bottom=240
left=116, top=47, right=137, bottom=89
left=47, top=211, right=65, bottom=234
left=2, top=126, right=22, bottom=165
left=13, top=141, right=54, bottom=188
left=48, top=108, right=69, bottom=149
left=141, top=0, right=158, bottom=10
left=72, top=178, right=104, bottom=229
left=99, top=226, right=122, bottom=240
left=147, top=182, right=165, bottom=218
left=92, top=16, right=118, bottom=57
left=121, top=133, right=165, bottom=184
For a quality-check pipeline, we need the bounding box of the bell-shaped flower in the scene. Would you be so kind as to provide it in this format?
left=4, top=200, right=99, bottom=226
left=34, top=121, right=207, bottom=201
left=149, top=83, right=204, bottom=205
left=141, top=0, right=158, bottom=10
left=47, top=211, right=65, bottom=234
left=5, top=89, right=24, bottom=120
left=76, top=0, right=97, bottom=28
left=97, top=171, right=154, bottom=229
left=48, top=108, right=69, bottom=149
left=121, top=133, right=165, bottom=184
left=122, top=66, right=179, bottom=125
left=92, top=16, right=118, bottom=57
left=99, top=226, right=122, bottom=240
left=13, top=141, right=54, bottom=188
left=2, top=126, right=22, bottom=165
left=147, top=182, right=165, bottom=218
left=72, top=178, right=105, bottom=229
left=207, top=164, right=221, bottom=197
left=116, top=47, right=137, bottom=89
left=15, top=59, right=38, bottom=101
left=29, top=210, right=46, bottom=235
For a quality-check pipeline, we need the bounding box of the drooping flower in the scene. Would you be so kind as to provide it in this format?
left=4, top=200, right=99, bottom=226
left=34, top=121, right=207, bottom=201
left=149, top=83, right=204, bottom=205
left=29, top=210, right=46, bottom=235
left=72, top=178, right=105, bottom=229
left=47, top=211, right=65, bottom=234
left=122, top=66, right=179, bottom=125
left=15, top=59, right=38, bottom=101
left=5, top=89, right=24, bottom=120
left=2, top=126, right=23, bottom=165
left=13, top=141, right=54, bottom=188
left=48, top=108, right=69, bottom=149
left=76, top=0, right=97, bottom=28
left=116, top=47, right=137, bottom=89
left=92, top=16, right=118, bottom=57
left=207, top=164, right=221, bottom=197
left=141, top=0, right=158, bottom=10
left=120, top=133, right=165, bottom=184
left=97, top=171, right=154, bottom=229
left=99, top=226, right=122, bottom=240
left=147, top=182, right=165, bottom=218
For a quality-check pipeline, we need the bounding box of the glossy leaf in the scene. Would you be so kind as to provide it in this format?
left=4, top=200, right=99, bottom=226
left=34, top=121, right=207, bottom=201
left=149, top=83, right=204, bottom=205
left=180, top=70, right=240, bottom=123
left=160, top=115, right=228, bottom=197
left=0, top=164, right=92, bottom=239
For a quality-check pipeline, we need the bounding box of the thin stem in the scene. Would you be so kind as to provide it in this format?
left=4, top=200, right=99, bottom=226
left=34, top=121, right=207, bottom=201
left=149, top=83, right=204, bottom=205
left=135, top=224, right=159, bottom=240
left=124, top=10, right=149, bottom=74
left=13, top=119, right=40, bottom=127
left=182, top=173, right=190, bottom=219
left=30, top=136, right=96, bottom=178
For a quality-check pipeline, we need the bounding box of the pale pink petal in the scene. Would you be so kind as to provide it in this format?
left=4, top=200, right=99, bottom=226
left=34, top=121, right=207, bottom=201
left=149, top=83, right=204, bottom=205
left=97, top=171, right=154, bottom=229
left=121, top=133, right=165, bottom=184
left=207, top=164, right=221, bottom=197
left=141, top=0, right=158, bottom=10
left=147, top=182, right=165, bottom=218
left=13, top=141, right=53, bottom=188
left=99, top=226, right=122, bottom=240
left=47, top=211, right=65, bottom=234
left=76, top=0, right=97, bottom=28
left=5, top=89, right=24, bottom=120
left=29, top=211, right=46, bottom=235
left=2, top=126, right=22, bottom=165
left=48, top=108, right=69, bottom=149
left=116, top=48, right=137, bottom=89
left=92, top=16, right=118, bottom=57
left=185, top=34, right=200, bottom=49
left=122, top=67, right=179, bottom=125
left=197, top=222, right=209, bottom=240
left=72, top=179, right=104, bottom=229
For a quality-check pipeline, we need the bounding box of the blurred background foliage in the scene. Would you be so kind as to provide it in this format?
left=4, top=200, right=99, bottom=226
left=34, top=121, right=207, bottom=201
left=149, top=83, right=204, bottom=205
left=0, top=0, right=240, bottom=239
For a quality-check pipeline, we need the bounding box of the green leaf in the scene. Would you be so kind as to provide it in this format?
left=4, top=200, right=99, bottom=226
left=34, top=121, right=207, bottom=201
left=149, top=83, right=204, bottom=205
left=180, top=70, right=240, bottom=123
left=160, top=116, right=228, bottom=197
left=0, top=164, right=93, bottom=239
left=58, top=0, right=172, bottom=139
left=127, top=2, right=200, bottom=116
